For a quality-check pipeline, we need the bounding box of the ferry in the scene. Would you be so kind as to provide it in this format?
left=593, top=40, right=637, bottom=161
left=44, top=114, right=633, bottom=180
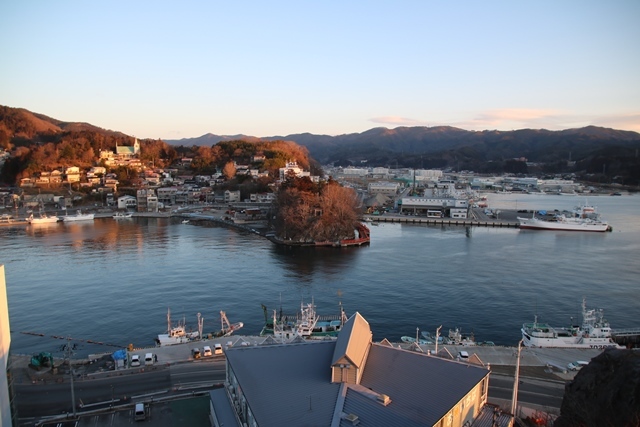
left=521, top=298, right=624, bottom=349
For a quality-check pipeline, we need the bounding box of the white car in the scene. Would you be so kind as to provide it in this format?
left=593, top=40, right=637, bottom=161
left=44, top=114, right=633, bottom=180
left=203, top=345, right=212, bottom=357
left=130, top=354, right=141, bottom=367
left=567, top=360, right=588, bottom=371
left=214, top=343, right=223, bottom=355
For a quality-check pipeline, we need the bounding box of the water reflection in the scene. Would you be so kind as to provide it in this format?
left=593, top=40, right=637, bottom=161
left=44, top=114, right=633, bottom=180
left=270, top=244, right=363, bottom=282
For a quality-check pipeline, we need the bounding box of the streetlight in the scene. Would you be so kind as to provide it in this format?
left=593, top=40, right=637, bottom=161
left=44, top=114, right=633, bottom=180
left=67, top=336, right=77, bottom=418
left=435, top=325, right=442, bottom=355
left=511, top=339, right=524, bottom=416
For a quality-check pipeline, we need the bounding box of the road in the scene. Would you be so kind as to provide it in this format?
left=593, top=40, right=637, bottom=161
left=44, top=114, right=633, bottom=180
left=15, top=358, right=226, bottom=419
left=489, top=375, right=565, bottom=409
left=16, top=357, right=565, bottom=421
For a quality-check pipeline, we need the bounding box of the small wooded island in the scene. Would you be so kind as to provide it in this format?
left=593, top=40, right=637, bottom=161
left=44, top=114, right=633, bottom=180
left=269, top=175, right=370, bottom=247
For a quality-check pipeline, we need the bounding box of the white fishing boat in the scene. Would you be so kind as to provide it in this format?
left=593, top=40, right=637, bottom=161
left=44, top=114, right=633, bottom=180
left=521, top=297, right=624, bottom=349
left=156, top=308, right=199, bottom=346
left=60, top=209, right=95, bottom=222
left=265, top=299, right=347, bottom=343
left=113, top=212, right=133, bottom=219
left=27, top=212, right=59, bottom=224
left=444, top=327, right=476, bottom=346
left=518, top=203, right=610, bottom=232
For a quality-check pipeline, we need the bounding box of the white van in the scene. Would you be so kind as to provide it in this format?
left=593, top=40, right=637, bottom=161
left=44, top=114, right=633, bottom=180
left=145, top=353, right=154, bottom=365
left=134, top=403, right=146, bottom=421
left=203, top=345, right=212, bottom=357
left=214, top=343, right=223, bottom=355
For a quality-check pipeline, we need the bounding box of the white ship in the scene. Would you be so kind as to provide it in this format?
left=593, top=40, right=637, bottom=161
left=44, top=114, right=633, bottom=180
left=27, top=212, right=59, bottom=224
left=60, top=210, right=95, bottom=222
left=521, top=298, right=623, bottom=349
left=518, top=203, right=610, bottom=232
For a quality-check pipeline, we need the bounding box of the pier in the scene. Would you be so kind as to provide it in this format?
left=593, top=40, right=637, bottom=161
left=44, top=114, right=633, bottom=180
left=612, top=328, right=640, bottom=347
left=364, top=215, right=518, bottom=228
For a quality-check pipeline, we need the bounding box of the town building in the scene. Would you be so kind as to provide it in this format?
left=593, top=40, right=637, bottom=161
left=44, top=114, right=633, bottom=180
left=136, top=189, right=158, bottom=212
left=117, top=195, right=137, bottom=210
left=279, top=161, right=311, bottom=181
left=367, top=181, right=400, bottom=196
left=210, top=313, right=510, bottom=427
left=225, top=190, right=241, bottom=203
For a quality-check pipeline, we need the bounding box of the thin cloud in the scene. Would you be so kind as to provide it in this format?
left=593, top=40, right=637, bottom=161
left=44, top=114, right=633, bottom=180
left=369, top=116, right=429, bottom=127
left=471, top=109, right=561, bottom=128
left=591, top=114, right=640, bottom=132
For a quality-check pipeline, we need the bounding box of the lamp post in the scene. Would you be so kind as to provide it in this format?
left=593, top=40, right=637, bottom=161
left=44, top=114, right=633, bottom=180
left=511, top=339, right=524, bottom=416
left=67, top=336, right=77, bottom=418
left=435, top=325, right=442, bottom=355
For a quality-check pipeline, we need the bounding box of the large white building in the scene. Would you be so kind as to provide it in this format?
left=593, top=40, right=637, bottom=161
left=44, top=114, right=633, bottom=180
left=0, top=265, right=13, bottom=426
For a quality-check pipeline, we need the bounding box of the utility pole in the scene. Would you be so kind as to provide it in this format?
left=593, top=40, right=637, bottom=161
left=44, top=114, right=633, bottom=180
left=511, top=339, right=523, bottom=417
left=67, top=336, right=77, bottom=418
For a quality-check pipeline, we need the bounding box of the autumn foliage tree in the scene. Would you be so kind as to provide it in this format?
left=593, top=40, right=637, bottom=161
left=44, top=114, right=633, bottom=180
left=273, top=176, right=361, bottom=243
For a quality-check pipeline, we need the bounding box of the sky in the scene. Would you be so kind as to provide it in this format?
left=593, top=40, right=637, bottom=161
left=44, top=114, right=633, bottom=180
left=1, top=1, right=639, bottom=140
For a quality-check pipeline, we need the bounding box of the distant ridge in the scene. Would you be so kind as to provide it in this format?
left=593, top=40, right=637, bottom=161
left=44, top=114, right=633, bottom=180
left=165, top=125, right=640, bottom=167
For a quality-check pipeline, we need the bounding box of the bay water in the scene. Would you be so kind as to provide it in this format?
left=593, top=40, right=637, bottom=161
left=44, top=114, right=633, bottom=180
left=2, top=193, right=639, bottom=358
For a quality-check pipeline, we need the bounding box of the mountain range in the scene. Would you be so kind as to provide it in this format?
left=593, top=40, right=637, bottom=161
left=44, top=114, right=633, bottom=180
left=2, top=105, right=640, bottom=185
left=166, top=125, right=640, bottom=171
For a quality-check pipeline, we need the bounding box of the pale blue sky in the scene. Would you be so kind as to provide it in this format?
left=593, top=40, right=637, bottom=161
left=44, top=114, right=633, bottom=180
left=1, top=1, right=639, bottom=139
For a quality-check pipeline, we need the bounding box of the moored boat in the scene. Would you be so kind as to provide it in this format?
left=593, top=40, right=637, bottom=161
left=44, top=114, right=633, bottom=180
left=401, top=335, right=432, bottom=345
left=27, top=212, right=59, bottom=224
left=521, top=297, right=624, bottom=349
left=156, top=308, right=199, bottom=346
left=260, top=300, right=348, bottom=341
left=60, top=209, right=95, bottom=222
left=518, top=203, right=610, bottom=232
left=113, top=212, right=133, bottom=219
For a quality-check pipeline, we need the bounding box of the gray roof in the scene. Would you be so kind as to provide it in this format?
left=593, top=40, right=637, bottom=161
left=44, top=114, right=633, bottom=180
left=342, top=343, right=490, bottom=426
left=331, top=312, right=370, bottom=367
left=225, top=341, right=341, bottom=427
left=209, top=388, right=240, bottom=427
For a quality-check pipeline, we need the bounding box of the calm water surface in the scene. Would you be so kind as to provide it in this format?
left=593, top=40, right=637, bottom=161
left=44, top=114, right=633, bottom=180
left=1, top=193, right=639, bottom=357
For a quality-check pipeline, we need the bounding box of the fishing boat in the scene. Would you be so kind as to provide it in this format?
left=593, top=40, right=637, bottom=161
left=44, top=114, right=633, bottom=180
left=260, top=300, right=348, bottom=341
left=518, top=203, right=610, bottom=232
left=213, top=311, right=244, bottom=338
left=421, top=331, right=444, bottom=344
left=112, top=212, right=133, bottom=219
left=156, top=308, right=199, bottom=346
left=27, top=212, right=59, bottom=224
left=521, top=298, right=624, bottom=349
left=401, top=336, right=432, bottom=345
left=60, top=209, right=95, bottom=222
left=444, top=328, right=476, bottom=346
